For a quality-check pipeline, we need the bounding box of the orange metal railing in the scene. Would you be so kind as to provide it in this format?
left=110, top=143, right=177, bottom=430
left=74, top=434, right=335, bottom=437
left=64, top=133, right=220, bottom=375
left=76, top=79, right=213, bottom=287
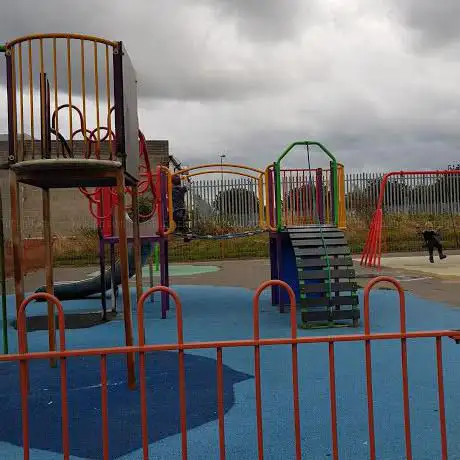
left=5, top=277, right=454, bottom=459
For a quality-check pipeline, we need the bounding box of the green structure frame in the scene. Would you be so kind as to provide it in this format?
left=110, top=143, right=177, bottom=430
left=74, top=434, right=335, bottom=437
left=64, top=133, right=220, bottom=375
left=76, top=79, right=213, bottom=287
left=274, top=141, right=339, bottom=231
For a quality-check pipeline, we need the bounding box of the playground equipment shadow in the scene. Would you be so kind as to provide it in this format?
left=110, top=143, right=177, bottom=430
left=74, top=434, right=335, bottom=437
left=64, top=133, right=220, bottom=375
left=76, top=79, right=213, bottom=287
left=1, top=285, right=460, bottom=459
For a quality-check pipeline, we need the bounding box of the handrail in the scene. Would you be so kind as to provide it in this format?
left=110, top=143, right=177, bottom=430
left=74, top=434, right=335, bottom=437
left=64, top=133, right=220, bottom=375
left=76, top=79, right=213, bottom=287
left=6, top=33, right=117, bottom=49
left=274, top=141, right=339, bottom=230
left=173, top=163, right=264, bottom=176
left=182, top=170, right=259, bottom=180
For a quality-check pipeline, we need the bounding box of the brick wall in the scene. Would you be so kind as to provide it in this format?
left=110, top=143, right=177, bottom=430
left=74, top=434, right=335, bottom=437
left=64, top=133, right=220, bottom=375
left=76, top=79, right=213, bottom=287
left=0, top=139, right=169, bottom=239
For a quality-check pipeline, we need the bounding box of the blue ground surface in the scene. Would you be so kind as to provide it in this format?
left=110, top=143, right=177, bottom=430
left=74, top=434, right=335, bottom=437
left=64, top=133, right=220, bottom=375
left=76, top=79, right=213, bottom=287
left=1, top=285, right=460, bottom=459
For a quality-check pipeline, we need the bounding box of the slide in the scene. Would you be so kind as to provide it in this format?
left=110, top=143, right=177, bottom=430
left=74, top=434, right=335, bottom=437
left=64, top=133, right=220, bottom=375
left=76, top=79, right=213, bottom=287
left=35, top=240, right=154, bottom=301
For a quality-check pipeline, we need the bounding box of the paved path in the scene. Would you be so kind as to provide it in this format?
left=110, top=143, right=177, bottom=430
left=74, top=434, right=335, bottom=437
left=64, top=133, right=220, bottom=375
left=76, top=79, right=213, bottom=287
left=5, top=255, right=460, bottom=308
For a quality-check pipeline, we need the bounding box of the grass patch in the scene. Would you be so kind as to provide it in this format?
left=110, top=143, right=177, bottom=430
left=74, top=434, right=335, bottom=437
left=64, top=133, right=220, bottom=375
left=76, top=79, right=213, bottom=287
left=46, top=212, right=460, bottom=267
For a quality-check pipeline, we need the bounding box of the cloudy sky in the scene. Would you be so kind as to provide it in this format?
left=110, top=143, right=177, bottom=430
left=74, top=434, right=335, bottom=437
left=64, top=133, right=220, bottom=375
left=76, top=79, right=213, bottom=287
left=1, top=0, right=460, bottom=172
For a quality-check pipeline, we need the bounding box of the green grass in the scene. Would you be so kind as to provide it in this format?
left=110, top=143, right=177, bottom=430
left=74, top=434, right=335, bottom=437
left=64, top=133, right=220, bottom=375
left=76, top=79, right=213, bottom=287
left=51, top=212, right=460, bottom=266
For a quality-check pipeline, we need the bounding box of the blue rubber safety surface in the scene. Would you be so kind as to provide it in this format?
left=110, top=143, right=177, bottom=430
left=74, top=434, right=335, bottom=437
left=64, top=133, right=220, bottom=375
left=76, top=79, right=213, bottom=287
left=0, top=285, right=460, bottom=459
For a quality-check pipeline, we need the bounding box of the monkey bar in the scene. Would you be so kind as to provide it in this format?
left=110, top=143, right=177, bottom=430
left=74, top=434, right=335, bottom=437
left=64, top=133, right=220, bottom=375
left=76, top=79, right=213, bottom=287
left=161, top=163, right=268, bottom=237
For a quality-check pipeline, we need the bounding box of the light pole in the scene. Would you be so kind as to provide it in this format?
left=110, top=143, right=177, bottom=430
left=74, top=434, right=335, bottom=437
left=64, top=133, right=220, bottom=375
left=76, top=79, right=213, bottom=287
left=219, top=154, right=226, bottom=224
left=219, top=154, right=226, bottom=182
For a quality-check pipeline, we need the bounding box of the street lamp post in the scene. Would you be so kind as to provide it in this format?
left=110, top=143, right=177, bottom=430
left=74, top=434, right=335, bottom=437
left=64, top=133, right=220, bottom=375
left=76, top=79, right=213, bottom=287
left=219, top=154, right=226, bottom=225
left=219, top=154, right=226, bottom=182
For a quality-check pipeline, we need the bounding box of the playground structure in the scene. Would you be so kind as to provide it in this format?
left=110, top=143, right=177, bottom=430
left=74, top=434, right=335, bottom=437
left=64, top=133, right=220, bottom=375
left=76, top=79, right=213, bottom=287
left=4, top=33, right=144, bottom=386
left=3, top=32, right=460, bottom=460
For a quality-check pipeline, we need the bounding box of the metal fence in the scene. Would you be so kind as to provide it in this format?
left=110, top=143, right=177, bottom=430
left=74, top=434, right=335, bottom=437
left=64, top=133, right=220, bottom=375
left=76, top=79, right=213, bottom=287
left=185, top=172, right=460, bottom=228
left=186, top=178, right=261, bottom=232
left=4, top=278, right=457, bottom=459
left=345, top=172, right=460, bottom=215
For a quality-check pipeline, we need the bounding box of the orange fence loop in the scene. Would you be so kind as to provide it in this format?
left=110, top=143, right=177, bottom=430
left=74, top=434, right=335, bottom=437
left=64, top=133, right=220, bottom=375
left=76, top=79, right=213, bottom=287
left=363, top=276, right=412, bottom=460
left=17, top=292, right=70, bottom=460
left=137, top=286, right=187, bottom=460
left=253, top=280, right=301, bottom=460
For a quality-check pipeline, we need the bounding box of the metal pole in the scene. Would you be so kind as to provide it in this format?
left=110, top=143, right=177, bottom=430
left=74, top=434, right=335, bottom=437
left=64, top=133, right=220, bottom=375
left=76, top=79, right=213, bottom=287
left=154, top=242, right=160, bottom=271
left=0, top=44, right=8, bottom=354
left=0, top=187, right=8, bottom=354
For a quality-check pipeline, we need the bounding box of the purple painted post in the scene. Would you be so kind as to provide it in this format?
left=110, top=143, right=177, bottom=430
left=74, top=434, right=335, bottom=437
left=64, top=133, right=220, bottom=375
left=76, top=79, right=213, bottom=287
left=99, top=231, right=107, bottom=320
left=316, top=168, right=324, bottom=224
left=110, top=242, right=118, bottom=313
left=164, top=239, right=170, bottom=310
left=272, top=167, right=284, bottom=312
left=159, top=237, right=170, bottom=318
left=276, top=233, right=284, bottom=314
left=269, top=233, right=279, bottom=306
left=268, top=167, right=275, bottom=229
left=159, top=168, right=170, bottom=318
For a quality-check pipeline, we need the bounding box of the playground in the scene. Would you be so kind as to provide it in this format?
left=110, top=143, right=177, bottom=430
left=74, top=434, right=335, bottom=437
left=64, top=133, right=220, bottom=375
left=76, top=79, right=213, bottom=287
left=1, top=33, right=460, bottom=460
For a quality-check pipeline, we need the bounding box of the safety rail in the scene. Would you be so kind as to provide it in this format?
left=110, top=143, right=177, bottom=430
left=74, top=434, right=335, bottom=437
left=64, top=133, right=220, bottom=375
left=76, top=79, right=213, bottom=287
left=4, top=34, right=122, bottom=164
left=280, top=167, right=332, bottom=227
left=273, top=141, right=340, bottom=230
left=5, top=277, right=455, bottom=459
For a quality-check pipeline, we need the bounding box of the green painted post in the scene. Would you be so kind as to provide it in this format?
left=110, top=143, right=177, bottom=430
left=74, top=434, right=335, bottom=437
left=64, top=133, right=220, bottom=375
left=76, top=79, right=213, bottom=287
left=154, top=243, right=160, bottom=272
left=0, top=188, right=8, bottom=354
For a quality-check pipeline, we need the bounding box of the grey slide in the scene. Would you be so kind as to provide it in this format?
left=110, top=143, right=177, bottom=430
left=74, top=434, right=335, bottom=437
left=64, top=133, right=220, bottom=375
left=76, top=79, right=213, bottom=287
left=35, top=241, right=154, bottom=301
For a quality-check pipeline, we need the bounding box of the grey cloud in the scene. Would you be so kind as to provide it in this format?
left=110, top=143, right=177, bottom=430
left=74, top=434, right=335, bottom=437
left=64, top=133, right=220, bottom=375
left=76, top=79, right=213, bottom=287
left=393, top=0, right=460, bottom=50
left=200, top=0, right=311, bottom=42
left=0, top=0, right=300, bottom=103
left=1, top=0, right=459, bottom=175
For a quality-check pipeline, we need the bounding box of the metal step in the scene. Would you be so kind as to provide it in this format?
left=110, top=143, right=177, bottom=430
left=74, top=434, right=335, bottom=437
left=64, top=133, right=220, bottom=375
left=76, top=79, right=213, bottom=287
left=290, top=231, right=345, bottom=240
left=290, top=238, right=347, bottom=247
left=300, top=295, right=359, bottom=308
left=301, top=308, right=360, bottom=324
left=296, top=257, right=353, bottom=268
left=300, top=281, right=358, bottom=294
left=298, top=268, right=356, bottom=280
left=294, top=246, right=351, bottom=257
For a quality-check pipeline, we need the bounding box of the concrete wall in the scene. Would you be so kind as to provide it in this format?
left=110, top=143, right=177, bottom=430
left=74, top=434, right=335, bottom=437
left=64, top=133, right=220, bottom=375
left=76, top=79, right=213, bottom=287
left=0, top=139, right=169, bottom=239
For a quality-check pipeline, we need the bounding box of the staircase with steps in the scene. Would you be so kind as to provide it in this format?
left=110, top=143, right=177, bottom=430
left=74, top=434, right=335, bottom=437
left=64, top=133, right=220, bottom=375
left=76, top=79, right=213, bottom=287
left=271, top=225, right=360, bottom=327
